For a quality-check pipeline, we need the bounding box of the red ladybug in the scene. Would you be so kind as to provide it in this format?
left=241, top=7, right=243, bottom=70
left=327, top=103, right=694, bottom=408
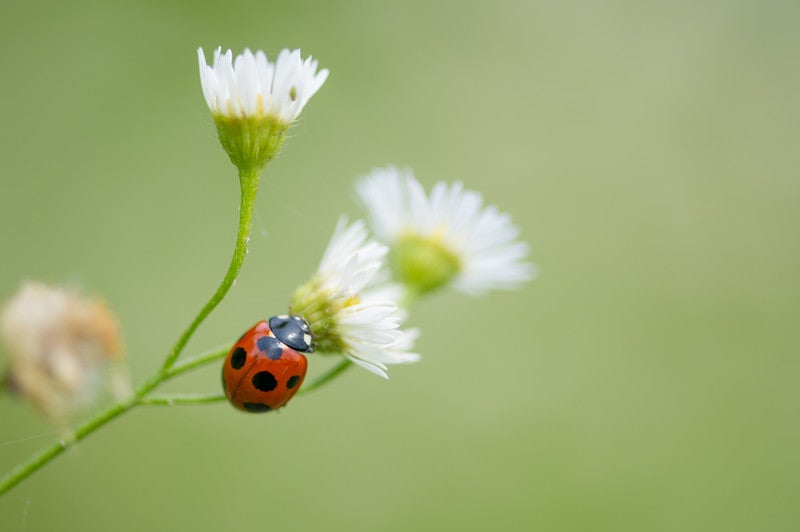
left=222, top=315, right=314, bottom=413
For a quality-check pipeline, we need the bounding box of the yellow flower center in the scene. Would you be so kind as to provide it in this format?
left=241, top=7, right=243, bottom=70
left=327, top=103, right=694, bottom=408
left=394, top=231, right=461, bottom=296
left=290, top=278, right=358, bottom=354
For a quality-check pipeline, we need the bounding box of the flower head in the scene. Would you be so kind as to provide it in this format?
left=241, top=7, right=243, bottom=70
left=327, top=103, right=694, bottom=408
left=198, top=47, right=328, bottom=124
left=356, top=167, right=535, bottom=296
left=198, top=47, right=328, bottom=172
left=291, top=218, right=420, bottom=378
left=1, top=282, right=130, bottom=421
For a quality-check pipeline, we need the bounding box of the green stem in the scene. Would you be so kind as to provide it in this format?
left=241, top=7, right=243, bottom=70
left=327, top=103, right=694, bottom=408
left=400, top=286, right=420, bottom=309
left=165, top=346, right=229, bottom=378
left=161, top=169, right=260, bottom=371
left=0, top=167, right=264, bottom=496
left=0, top=343, right=235, bottom=496
left=0, top=162, right=258, bottom=496
left=0, top=370, right=162, bottom=496
left=139, top=393, right=226, bottom=406
left=0, top=353, right=353, bottom=494
left=297, top=359, right=353, bottom=396
left=0, top=404, right=127, bottom=496
left=141, top=358, right=356, bottom=407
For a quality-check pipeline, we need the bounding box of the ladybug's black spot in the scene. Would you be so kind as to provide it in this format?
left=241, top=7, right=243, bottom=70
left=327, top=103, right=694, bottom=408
left=252, top=371, right=278, bottom=392
left=230, top=347, right=247, bottom=370
left=286, top=375, right=301, bottom=389
left=243, top=402, right=272, bottom=413
left=256, top=336, right=284, bottom=360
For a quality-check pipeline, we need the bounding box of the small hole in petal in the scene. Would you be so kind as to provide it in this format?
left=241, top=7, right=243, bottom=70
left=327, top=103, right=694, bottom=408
left=289, top=86, right=297, bottom=101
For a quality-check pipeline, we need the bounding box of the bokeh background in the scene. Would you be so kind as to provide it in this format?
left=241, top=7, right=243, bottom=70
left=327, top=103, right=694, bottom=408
left=1, top=1, right=798, bottom=530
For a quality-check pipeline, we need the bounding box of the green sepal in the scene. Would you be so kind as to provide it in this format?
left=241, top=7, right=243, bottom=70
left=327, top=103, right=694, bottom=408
left=290, top=277, right=352, bottom=355
left=213, top=114, right=289, bottom=174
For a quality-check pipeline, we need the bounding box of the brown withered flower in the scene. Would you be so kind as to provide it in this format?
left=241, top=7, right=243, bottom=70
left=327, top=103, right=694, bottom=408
left=1, top=282, right=130, bottom=421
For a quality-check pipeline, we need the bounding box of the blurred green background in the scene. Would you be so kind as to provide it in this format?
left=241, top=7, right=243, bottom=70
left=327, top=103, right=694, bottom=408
left=1, top=0, right=798, bottom=530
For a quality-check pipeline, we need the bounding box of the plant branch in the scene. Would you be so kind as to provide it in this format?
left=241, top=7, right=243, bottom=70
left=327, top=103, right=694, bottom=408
left=139, top=393, right=227, bottom=406
left=298, top=359, right=353, bottom=396
left=161, top=170, right=260, bottom=371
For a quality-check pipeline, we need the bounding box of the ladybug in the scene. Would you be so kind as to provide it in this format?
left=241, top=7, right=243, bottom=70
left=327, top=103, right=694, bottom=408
left=222, top=315, right=314, bottom=413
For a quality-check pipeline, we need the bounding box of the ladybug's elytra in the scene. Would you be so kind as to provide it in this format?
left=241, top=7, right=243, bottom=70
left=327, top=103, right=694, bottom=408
left=222, top=315, right=314, bottom=413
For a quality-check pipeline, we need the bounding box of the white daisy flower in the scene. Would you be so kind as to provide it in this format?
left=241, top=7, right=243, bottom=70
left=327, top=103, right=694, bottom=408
left=197, top=47, right=328, bottom=171
left=198, top=47, right=328, bottom=123
left=291, top=218, right=420, bottom=378
left=356, top=166, right=535, bottom=296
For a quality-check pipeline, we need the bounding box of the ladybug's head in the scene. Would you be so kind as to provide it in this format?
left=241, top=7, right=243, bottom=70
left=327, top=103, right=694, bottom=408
left=269, top=315, right=315, bottom=353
